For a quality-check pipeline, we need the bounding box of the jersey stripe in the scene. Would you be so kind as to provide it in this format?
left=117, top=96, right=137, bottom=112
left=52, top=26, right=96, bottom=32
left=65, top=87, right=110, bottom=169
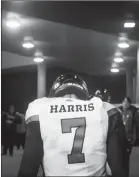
left=107, top=108, right=118, bottom=117
left=26, top=115, right=39, bottom=124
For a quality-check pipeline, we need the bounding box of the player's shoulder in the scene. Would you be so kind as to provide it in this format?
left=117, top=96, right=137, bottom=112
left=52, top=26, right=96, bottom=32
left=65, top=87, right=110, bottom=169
left=103, top=101, right=115, bottom=111
left=103, top=101, right=120, bottom=117
left=30, top=97, right=48, bottom=106
left=90, top=96, right=103, bottom=108
left=25, top=97, right=48, bottom=122
left=27, top=97, right=48, bottom=112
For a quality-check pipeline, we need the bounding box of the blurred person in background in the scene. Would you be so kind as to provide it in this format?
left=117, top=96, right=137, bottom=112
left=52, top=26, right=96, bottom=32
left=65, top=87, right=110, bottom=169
left=2, top=105, right=16, bottom=156
left=107, top=95, right=111, bottom=103
left=135, top=108, right=139, bottom=146
left=1, top=111, right=7, bottom=154
left=119, top=97, right=137, bottom=177
left=16, top=113, right=26, bottom=150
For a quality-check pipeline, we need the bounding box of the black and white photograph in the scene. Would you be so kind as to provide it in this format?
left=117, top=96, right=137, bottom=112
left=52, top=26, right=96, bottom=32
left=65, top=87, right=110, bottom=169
left=1, top=1, right=139, bottom=177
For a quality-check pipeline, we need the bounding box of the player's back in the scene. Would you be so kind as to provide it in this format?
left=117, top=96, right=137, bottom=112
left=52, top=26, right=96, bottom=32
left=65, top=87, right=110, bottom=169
left=34, top=97, right=108, bottom=176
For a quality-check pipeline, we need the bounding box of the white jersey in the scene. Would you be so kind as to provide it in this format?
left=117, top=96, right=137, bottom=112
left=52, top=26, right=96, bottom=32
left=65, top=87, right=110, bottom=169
left=26, top=97, right=108, bottom=176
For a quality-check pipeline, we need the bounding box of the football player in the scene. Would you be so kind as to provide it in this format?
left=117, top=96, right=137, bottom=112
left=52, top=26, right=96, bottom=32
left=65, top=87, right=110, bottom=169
left=94, top=89, right=126, bottom=176
left=18, top=74, right=126, bottom=177
left=95, top=89, right=111, bottom=102
left=94, top=89, right=103, bottom=100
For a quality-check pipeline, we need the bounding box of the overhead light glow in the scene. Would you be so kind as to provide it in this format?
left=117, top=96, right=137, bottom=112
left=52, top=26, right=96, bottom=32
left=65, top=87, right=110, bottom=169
left=6, top=13, right=20, bottom=29
left=22, top=42, right=34, bottom=49
left=111, top=68, right=119, bottom=73
left=34, top=57, right=44, bottom=63
left=118, top=42, right=129, bottom=48
left=124, top=22, right=135, bottom=28
left=6, top=19, right=20, bottom=29
left=114, top=57, right=124, bottom=63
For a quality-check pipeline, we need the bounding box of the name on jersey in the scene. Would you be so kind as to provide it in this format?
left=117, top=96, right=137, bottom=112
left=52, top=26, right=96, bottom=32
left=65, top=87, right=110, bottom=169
left=50, top=103, right=94, bottom=113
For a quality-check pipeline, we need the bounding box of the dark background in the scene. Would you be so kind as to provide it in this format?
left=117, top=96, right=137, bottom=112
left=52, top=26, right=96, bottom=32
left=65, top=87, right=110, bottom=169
left=1, top=66, right=126, bottom=114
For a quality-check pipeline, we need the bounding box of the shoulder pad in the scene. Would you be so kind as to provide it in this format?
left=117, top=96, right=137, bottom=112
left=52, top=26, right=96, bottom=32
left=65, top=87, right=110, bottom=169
left=103, top=102, right=119, bottom=117
left=25, top=97, right=47, bottom=123
left=91, top=97, right=103, bottom=107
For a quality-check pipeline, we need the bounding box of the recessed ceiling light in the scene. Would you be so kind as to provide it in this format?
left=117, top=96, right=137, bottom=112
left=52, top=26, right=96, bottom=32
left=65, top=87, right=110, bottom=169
left=110, top=68, right=119, bottom=73
left=118, top=42, right=129, bottom=48
left=6, top=19, right=20, bottom=29
left=22, top=42, right=34, bottom=49
left=124, top=22, right=135, bottom=28
left=6, top=13, right=20, bottom=29
left=34, top=51, right=44, bottom=63
left=114, top=57, right=124, bottom=63
left=34, top=57, right=44, bottom=63
left=22, top=36, right=34, bottom=49
left=118, top=34, right=129, bottom=49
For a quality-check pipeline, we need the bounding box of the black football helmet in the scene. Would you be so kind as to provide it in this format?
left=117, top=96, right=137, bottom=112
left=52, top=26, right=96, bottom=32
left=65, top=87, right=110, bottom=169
left=94, top=89, right=103, bottom=99
left=94, top=89, right=110, bottom=101
left=49, top=73, right=89, bottom=100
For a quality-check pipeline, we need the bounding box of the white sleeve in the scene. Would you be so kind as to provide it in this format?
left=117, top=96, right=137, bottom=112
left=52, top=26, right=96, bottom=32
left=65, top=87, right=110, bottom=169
left=103, top=101, right=115, bottom=112
left=25, top=101, right=40, bottom=123
left=25, top=97, right=48, bottom=124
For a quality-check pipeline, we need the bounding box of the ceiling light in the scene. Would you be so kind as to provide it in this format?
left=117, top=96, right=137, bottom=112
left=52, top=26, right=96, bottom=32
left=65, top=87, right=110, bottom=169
left=34, top=57, right=44, bottom=63
left=22, top=36, right=34, bottom=49
left=118, top=42, right=129, bottom=48
left=114, top=57, right=124, bottom=63
left=124, top=22, right=135, bottom=28
left=111, top=68, right=119, bottom=73
left=22, top=42, right=34, bottom=49
left=118, top=33, right=129, bottom=49
left=34, top=51, right=44, bottom=63
left=6, top=19, right=20, bottom=28
left=6, top=13, right=20, bottom=29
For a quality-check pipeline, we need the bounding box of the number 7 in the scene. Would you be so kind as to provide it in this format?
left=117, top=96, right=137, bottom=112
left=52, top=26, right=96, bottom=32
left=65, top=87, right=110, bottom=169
left=61, top=117, right=86, bottom=164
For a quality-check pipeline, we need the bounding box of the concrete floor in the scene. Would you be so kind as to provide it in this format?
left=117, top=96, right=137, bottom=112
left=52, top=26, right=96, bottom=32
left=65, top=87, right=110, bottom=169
left=2, top=147, right=139, bottom=177
left=130, top=147, right=139, bottom=177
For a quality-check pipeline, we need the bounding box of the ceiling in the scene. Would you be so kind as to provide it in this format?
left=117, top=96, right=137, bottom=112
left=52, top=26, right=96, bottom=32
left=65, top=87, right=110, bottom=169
left=1, top=1, right=139, bottom=75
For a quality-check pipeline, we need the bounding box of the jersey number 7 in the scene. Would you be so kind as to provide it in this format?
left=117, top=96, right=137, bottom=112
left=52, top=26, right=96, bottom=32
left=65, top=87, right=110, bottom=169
left=61, top=117, right=86, bottom=164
